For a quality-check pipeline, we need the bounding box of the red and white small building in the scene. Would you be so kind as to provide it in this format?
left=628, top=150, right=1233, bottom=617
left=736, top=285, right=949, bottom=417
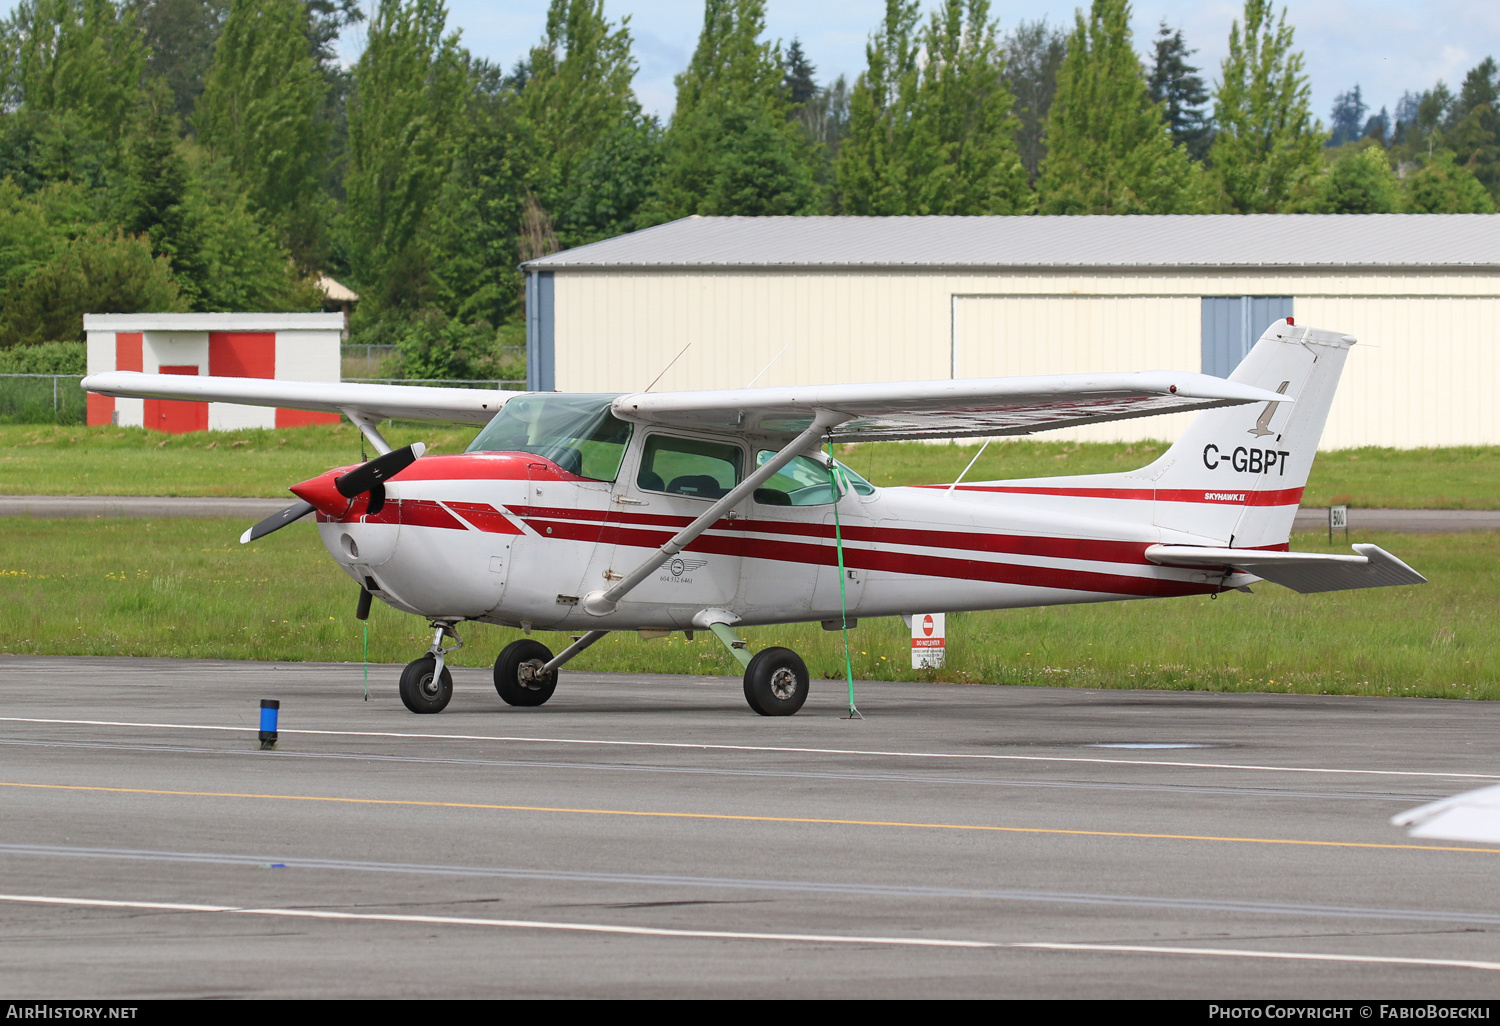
left=85, top=312, right=346, bottom=433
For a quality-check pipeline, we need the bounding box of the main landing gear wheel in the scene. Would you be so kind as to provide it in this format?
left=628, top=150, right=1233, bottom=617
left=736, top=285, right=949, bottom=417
left=495, top=638, right=558, bottom=707
left=399, top=656, right=453, bottom=714
left=743, top=647, right=809, bottom=716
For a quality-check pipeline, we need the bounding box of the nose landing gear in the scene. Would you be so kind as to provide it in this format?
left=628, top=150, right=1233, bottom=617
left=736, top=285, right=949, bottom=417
left=399, top=621, right=462, bottom=714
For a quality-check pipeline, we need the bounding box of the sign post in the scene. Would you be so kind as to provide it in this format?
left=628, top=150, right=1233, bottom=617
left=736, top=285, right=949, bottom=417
left=911, top=613, right=946, bottom=669
left=1329, top=504, right=1348, bottom=544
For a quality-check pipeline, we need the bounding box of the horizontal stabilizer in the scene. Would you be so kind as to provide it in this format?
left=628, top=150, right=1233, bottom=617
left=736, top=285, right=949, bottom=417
left=1144, top=543, right=1426, bottom=594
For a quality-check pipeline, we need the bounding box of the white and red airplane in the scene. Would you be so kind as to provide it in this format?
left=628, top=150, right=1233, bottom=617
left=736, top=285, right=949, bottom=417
left=84, top=318, right=1424, bottom=716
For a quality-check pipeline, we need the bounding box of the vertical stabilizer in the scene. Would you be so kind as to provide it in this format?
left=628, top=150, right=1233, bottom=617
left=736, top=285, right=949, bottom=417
left=1143, top=319, right=1354, bottom=547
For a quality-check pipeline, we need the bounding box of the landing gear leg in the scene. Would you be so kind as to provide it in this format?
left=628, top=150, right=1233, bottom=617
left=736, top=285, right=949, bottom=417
left=705, top=621, right=809, bottom=716
left=399, top=621, right=462, bottom=714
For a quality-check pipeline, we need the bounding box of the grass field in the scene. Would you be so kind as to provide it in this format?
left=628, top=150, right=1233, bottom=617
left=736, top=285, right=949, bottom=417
left=0, top=517, right=1487, bottom=700
left=4, top=422, right=1500, bottom=507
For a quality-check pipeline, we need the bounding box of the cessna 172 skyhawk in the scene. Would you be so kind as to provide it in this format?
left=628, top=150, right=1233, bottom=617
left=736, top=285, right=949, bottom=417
left=84, top=318, right=1424, bottom=717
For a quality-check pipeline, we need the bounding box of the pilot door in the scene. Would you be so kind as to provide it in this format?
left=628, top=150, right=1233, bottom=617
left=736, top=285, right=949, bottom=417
left=611, top=432, right=744, bottom=608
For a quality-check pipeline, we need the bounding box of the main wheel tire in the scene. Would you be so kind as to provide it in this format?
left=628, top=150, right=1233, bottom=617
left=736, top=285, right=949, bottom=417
left=399, top=657, right=453, bottom=714
left=495, top=638, right=558, bottom=707
left=743, top=647, right=809, bottom=716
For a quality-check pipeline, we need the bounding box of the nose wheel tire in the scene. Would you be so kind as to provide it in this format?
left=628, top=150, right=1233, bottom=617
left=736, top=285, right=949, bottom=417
left=743, top=647, right=809, bottom=716
left=495, top=638, right=558, bottom=707
left=399, top=656, right=453, bottom=714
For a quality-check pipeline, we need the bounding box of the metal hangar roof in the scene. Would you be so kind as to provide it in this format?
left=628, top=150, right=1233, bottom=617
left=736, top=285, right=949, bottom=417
left=522, top=214, right=1500, bottom=271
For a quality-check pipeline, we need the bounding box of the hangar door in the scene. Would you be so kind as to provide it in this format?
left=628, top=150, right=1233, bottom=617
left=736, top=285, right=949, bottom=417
left=952, top=295, right=1201, bottom=443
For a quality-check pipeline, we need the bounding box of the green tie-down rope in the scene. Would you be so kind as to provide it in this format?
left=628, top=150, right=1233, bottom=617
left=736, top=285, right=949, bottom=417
left=362, top=619, right=369, bottom=701
left=826, top=445, right=861, bottom=720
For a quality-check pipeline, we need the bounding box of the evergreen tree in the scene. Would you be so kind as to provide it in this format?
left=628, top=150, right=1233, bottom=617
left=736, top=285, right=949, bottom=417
left=1002, top=18, right=1065, bottom=183
left=117, top=79, right=201, bottom=301
left=1147, top=20, right=1209, bottom=159
left=1209, top=0, right=1323, bottom=213
left=1328, top=84, right=1366, bottom=146
left=427, top=60, right=530, bottom=326
left=342, top=0, right=467, bottom=308
left=197, top=0, right=329, bottom=267
left=838, top=0, right=1027, bottom=216
left=646, top=0, right=816, bottom=220
left=5, top=0, right=148, bottom=145
left=1447, top=57, right=1498, bottom=197
left=1294, top=145, right=1399, bottom=213
left=836, top=0, right=927, bottom=215
left=782, top=37, right=816, bottom=106
left=917, top=0, right=1028, bottom=214
left=1036, top=0, right=1196, bottom=215
left=135, top=0, right=229, bottom=125
left=522, top=0, right=639, bottom=222
left=1403, top=150, right=1496, bottom=213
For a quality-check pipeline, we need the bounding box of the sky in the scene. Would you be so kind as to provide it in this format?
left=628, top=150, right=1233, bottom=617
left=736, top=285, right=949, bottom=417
left=335, top=1, right=1500, bottom=130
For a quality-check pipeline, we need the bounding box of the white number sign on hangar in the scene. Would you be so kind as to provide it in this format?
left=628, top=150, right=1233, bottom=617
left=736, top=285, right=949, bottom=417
left=521, top=214, right=1500, bottom=449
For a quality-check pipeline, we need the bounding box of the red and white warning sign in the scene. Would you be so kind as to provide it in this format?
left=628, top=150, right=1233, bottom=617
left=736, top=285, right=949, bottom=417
left=911, top=612, right=946, bottom=669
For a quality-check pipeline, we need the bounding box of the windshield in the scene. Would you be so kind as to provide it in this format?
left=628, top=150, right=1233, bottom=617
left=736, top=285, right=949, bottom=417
left=466, top=393, right=631, bottom=482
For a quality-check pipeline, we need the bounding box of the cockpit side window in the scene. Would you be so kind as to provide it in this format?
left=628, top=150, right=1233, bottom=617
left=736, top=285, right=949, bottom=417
left=753, top=451, right=877, bottom=506
left=466, top=393, right=631, bottom=482
left=637, top=435, right=743, bottom=500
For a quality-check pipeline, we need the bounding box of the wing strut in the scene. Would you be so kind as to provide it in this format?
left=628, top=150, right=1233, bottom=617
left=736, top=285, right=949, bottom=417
left=581, top=411, right=849, bottom=617
left=341, top=408, right=393, bottom=455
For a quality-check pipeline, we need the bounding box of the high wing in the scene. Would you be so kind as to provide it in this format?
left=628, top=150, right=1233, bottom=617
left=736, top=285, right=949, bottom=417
left=81, top=371, right=512, bottom=424
left=1145, top=543, right=1427, bottom=593
left=613, top=372, right=1291, bottom=443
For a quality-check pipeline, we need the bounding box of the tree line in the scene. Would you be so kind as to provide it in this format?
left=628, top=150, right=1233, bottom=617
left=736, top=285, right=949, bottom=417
left=0, top=0, right=1494, bottom=372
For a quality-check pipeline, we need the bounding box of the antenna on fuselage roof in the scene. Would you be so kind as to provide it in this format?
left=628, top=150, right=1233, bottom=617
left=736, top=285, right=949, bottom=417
left=745, top=343, right=792, bottom=388
left=642, top=343, right=692, bottom=393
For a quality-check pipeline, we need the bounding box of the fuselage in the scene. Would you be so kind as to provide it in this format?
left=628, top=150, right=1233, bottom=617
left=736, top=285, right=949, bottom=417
left=306, top=441, right=1260, bottom=632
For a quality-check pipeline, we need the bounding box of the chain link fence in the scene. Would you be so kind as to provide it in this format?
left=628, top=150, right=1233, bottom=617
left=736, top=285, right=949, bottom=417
left=0, top=374, right=86, bottom=424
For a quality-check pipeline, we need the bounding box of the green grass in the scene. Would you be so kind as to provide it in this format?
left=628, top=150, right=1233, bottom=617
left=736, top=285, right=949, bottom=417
left=0, top=517, right=1488, bottom=699
left=3, top=424, right=1499, bottom=508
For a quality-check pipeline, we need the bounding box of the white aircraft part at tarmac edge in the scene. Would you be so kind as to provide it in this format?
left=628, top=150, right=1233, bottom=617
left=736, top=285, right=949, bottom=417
left=1393, top=784, right=1500, bottom=844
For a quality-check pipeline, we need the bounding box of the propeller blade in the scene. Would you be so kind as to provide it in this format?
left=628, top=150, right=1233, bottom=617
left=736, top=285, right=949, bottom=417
left=356, top=585, right=373, bottom=620
left=240, top=499, right=317, bottom=544
left=335, top=442, right=426, bottom=499
left=366, top=482, right=386, bottom=517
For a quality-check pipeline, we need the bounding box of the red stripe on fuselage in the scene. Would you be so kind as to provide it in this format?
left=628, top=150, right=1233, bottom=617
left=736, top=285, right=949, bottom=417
left=511, top=504, right=1156, bottom=565
left=443, top=501, right=523, bottom=534
left=515, top=514, right=1216, bottom=598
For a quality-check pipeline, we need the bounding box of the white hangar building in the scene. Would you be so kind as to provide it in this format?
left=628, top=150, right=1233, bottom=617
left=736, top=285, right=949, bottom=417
left=522, top=214, right=1500, bottom=449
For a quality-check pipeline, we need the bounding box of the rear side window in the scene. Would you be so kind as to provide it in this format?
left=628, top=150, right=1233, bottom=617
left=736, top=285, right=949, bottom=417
left=637, top=436, right=743, bottom=500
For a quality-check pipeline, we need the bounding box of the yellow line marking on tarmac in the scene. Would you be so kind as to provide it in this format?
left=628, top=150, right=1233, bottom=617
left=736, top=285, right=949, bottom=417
left=3, top=716, right=1496, bottom=781
left=6, top=893, right=1500, bottom=971
left=2, top=780, right=1497, bottom=855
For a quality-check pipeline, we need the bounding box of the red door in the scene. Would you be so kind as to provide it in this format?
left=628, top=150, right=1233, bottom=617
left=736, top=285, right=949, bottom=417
left=144, top=365, right=209, bottom=433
